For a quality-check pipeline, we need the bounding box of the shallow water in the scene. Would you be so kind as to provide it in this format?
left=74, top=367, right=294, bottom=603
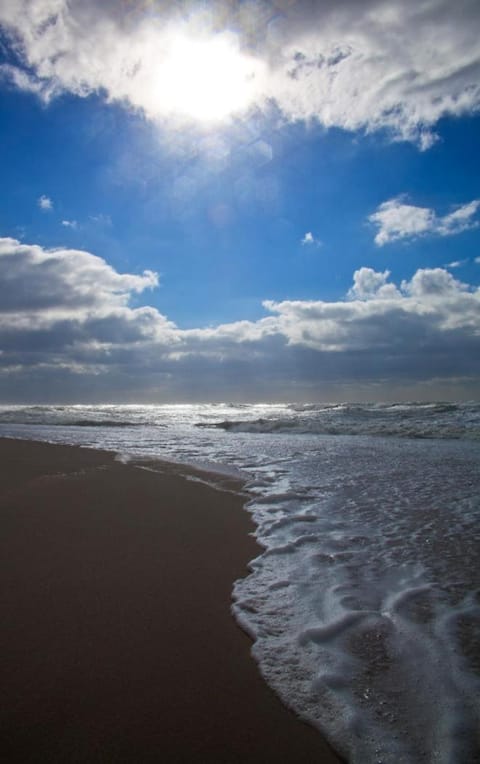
left=1, top=402, right=479, bottom=763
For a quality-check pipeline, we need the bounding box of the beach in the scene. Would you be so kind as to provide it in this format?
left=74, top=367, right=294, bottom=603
left=0, top=437, right=342, bottom=763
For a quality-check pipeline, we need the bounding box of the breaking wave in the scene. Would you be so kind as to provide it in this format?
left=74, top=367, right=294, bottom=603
left=195, top=401, right=480, bottom=440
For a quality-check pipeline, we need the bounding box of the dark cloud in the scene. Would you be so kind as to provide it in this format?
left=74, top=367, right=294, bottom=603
left=0, top=237, right=479, bottom=401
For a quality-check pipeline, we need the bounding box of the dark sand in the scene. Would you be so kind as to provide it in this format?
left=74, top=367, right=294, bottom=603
left=0, top=438, right=343, bottom=763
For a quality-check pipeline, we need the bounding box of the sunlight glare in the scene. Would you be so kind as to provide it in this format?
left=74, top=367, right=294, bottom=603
left=153, top=34, right=262, bottom=122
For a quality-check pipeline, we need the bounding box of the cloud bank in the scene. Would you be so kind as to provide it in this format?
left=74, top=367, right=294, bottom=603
left=1, top=0, right=480, bottom=145
left=0, top=237, right=479, bottom=401
left=370, top=197, right=480, bottom=245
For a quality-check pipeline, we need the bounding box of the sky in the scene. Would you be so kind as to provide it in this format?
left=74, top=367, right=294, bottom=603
left=0, top=0, right=479, bottom=403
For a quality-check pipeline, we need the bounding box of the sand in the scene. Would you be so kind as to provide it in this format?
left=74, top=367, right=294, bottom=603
left=0, top=437, right=343, bottom=763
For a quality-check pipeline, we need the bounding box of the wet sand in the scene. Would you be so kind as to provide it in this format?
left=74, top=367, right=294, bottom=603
left=0, top=437, right=343, bottom=762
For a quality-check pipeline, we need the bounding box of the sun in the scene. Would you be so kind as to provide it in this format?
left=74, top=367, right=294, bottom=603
left=152, top=33, right=263, bottom=123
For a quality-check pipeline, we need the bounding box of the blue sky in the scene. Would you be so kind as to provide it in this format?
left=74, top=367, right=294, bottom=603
left=0, top=0, right=479, bottom=402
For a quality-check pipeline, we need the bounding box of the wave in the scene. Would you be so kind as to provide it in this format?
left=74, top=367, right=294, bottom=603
left=1, top=401, right=478, bottom=440
left=0, top=415, right=148, bottom=428
left=195, top=407, right=480, bottom=440
left=64, top=419, right=147, bottom=428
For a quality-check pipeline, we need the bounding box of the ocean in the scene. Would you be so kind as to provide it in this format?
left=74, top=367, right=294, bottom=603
left=1, top=402, right=479, bottom=763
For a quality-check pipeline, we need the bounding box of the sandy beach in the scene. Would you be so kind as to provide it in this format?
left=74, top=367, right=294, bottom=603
left=0, top=437, right=342, bottom=763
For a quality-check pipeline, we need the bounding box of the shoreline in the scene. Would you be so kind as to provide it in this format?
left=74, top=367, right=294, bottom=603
left=0, top=437, right=343, bottom=762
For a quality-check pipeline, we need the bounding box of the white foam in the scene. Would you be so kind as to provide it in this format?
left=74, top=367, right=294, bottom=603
left=233, top=435, right=480, bottom=763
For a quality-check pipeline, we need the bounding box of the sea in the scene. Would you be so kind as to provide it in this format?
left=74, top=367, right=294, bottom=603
left=1, top=401, right=479, bottom=763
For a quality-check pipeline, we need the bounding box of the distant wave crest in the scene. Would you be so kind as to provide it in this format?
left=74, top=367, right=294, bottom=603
left=195, top=402, right=479, bottom=440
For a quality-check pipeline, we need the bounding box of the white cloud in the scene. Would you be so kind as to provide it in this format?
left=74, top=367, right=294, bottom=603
left=61, top=219, right=78, bottom=229
left=261, top=268, right=479, bottom=352
left=369, top=197, right=480, bottom=245
left=0, top=237, right=159, bottom=321
left=301, top=231, right=321, bottom=246
left=348, top=268, right=400, bottom=300
left=0, top=236, right=479, bottom=400
left=0, top=1, right=479, bottom=145
left=400, top=267, right=469, bottom=300
left=38, top=194, right=53, bottom=211
left=444, top=259, right=467, bottom=269
left=89, top=214, right=112, bottom=227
